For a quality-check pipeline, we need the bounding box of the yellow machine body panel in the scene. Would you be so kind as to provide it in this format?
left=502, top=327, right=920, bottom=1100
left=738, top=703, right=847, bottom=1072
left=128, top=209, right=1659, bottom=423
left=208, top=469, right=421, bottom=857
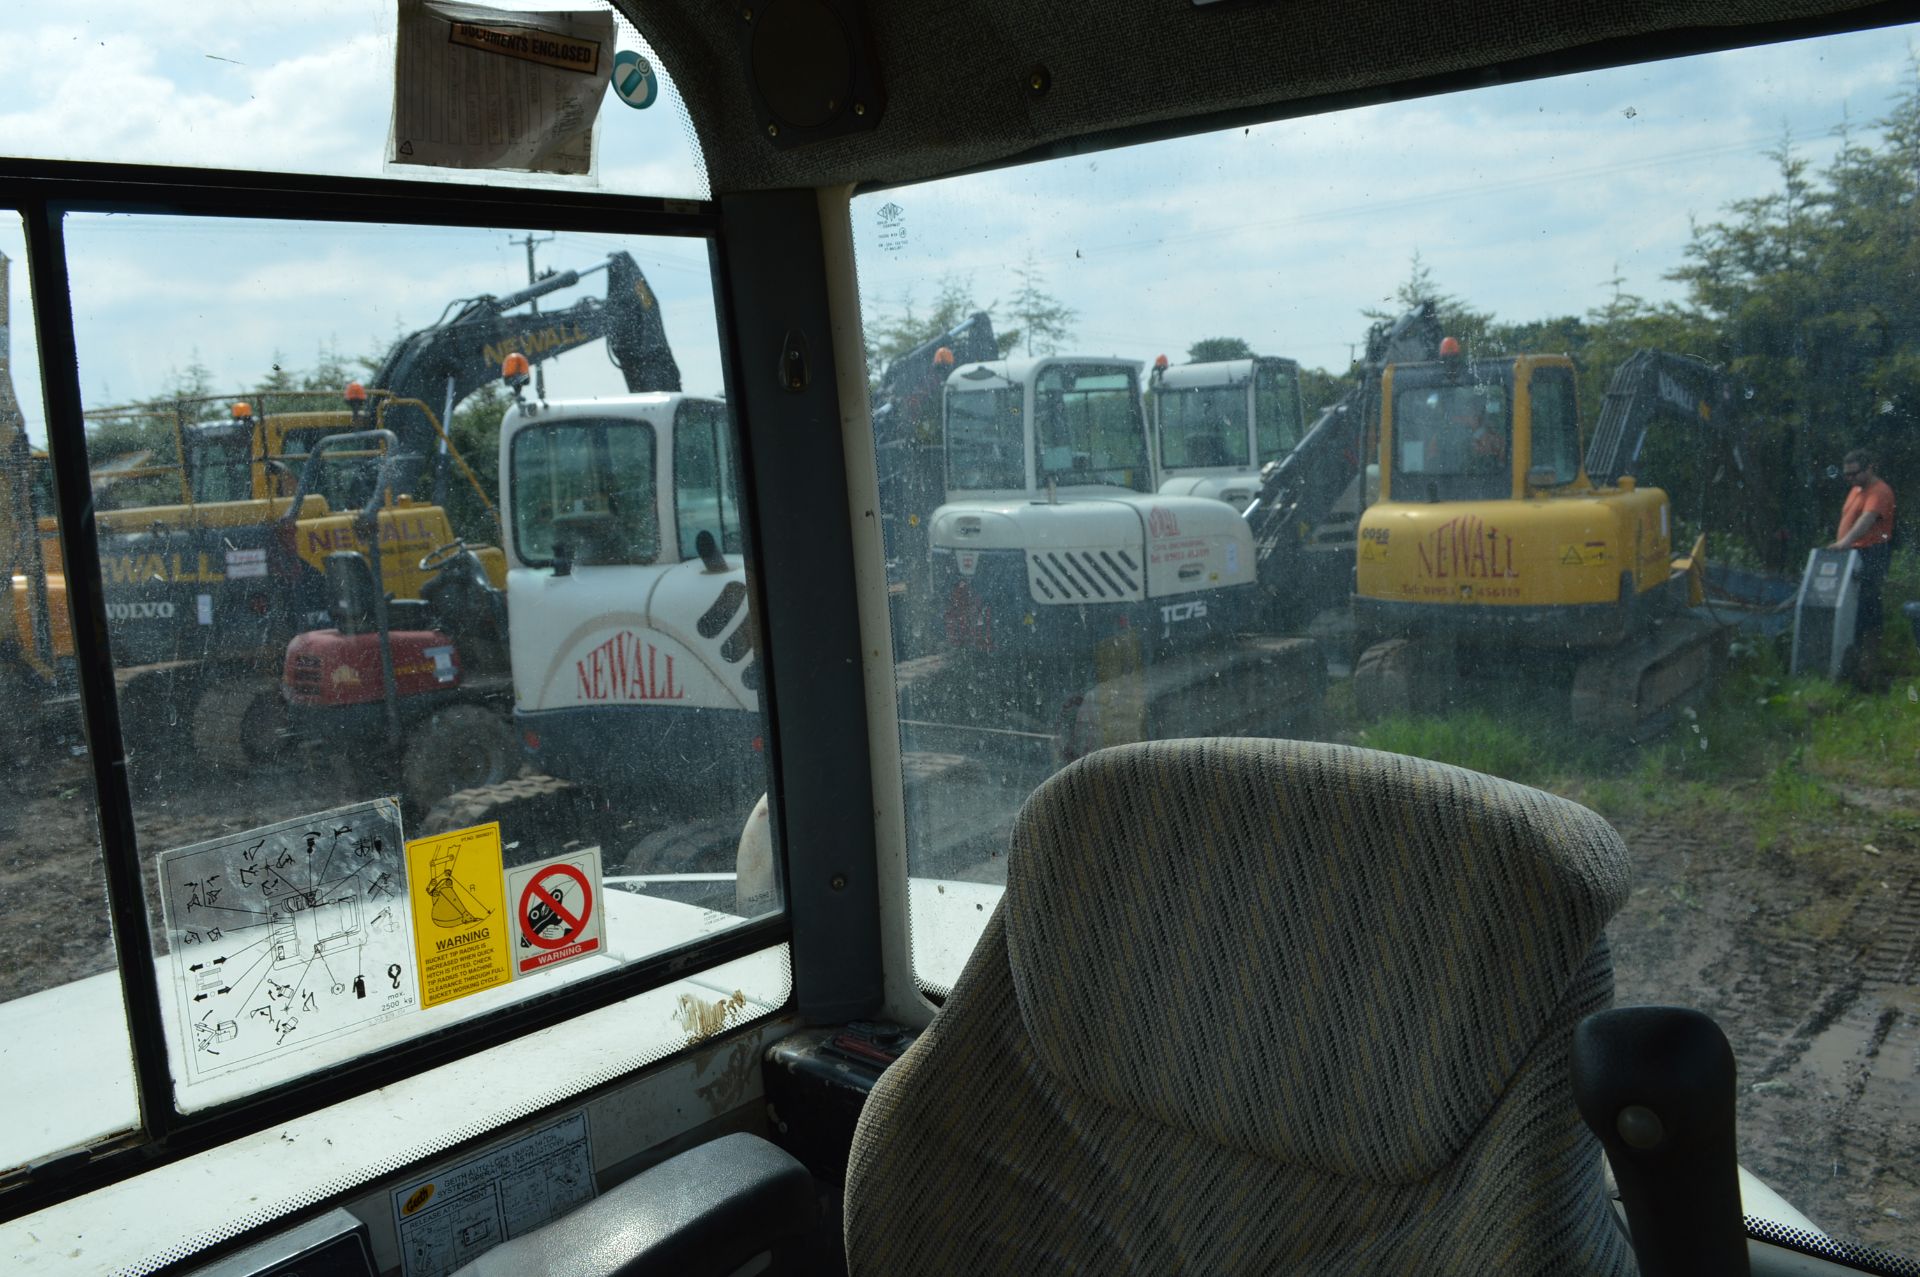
left=291, top=500, right=506, bottom=599
left=89, top=494, right=329, bottom=536
left=1355, top=353, right=1675, bottom=639
left=295, top=500, right=457, bottom=602
left=8, top=568, right=68, bottom=669
left=1357, top=485, right=1672, bottom=608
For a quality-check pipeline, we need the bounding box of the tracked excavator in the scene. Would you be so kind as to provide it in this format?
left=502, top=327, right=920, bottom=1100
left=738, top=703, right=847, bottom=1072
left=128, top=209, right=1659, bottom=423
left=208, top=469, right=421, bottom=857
left=919, top=343, right=1346, bottom=760
left=1148, top=352, right=1307, bottom=510
left=871, top=311, right=1001, bottom=660
left=1350, top=343, right=1747, bottom=738
left=82, top=251, right=678, bottom=770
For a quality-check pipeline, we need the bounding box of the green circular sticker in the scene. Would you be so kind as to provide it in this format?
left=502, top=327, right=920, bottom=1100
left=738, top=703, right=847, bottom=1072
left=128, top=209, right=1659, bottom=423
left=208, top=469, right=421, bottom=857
left=612, top=51, right=657, bottom=110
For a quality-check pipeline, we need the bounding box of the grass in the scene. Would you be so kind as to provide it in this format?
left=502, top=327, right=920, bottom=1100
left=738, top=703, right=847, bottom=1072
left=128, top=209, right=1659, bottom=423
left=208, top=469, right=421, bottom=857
left=1330, top=635, right=1915, bottom=862
left=1354, top=710, right=1579, bottom=788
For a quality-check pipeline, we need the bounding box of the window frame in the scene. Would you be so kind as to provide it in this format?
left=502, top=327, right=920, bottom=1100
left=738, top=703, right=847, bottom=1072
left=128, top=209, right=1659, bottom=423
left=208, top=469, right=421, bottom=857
left=0, top=159, right=791, bottom=1222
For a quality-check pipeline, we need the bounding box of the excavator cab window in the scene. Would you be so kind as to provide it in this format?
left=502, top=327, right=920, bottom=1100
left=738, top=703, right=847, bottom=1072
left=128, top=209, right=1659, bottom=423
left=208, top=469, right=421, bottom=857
left=1391, top=379, right=1513, bottom=501
left=183, top=425, right=254, bottom=504
left=1035, top=366, right=1150, bottom=491
left=1255, top=361, right=1304, bottom=463
left=275, top=425, right=380, bottom=509
left=673, top=398, right=742, bottom=559
left=1159, top=386, right=1250, bottom=469
left=1527, top=365, right=1581, bottom=487
left=511, top=418, right=660, bottom=568
left=946, top=384, right=1023, bottom=491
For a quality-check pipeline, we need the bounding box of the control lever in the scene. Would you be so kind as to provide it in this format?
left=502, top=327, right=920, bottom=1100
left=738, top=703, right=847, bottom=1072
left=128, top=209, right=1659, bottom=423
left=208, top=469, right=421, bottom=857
left=1571, top=1006, right=1750, bottom=1277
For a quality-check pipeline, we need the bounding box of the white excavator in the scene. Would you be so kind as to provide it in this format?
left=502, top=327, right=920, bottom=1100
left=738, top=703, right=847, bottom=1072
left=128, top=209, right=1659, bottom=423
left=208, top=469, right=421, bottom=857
left=919, top=353, right=1323, bottom=757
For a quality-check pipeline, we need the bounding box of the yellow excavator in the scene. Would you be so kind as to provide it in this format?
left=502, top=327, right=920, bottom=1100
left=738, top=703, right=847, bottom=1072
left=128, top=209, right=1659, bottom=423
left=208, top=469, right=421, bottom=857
left=1350, top=342, right=1742, bottom=738
left=8, top=249, right=676, bottom=771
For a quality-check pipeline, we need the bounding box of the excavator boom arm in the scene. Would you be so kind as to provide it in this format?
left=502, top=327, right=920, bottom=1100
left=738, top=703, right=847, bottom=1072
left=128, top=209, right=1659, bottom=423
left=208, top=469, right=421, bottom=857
left=1245, top=302, right=1442, bottom=568
left=1584, top=349, right=1744, bottom=488
left=368, top=251, right=681, bottom=498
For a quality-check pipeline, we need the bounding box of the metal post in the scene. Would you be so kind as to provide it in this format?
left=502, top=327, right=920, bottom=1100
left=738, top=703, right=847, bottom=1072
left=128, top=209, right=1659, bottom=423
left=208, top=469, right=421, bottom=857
left=516, top=231, right=555, bottom=400
left=23, top=200, right=180, bottom=1141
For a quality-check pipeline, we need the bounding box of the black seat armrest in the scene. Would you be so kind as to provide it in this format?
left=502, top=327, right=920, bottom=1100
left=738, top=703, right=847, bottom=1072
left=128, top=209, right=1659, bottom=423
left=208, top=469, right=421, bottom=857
left=452, top=1132, right=816, bottom=1277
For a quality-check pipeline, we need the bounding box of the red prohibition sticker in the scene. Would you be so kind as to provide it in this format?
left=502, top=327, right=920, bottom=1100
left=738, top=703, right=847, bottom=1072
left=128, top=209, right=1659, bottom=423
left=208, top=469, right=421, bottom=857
left=509, top=851, right=605, bottom=974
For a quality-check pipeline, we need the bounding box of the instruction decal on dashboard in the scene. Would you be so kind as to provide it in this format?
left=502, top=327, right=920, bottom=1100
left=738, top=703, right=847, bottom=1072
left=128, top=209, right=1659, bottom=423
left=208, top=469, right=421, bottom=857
left=156, top=799, right=416, bottom=1088
left=392, top=1111, right=596, bottom=1277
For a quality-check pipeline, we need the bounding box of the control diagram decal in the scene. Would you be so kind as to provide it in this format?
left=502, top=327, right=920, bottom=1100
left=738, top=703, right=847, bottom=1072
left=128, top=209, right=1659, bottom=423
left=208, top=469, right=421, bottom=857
left=157, top=799, right=417, bottom=1086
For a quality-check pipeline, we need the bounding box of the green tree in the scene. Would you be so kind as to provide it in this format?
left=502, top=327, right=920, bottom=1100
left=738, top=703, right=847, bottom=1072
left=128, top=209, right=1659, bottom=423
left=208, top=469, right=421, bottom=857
left=870, top=274, right=992, bottom=369
left=1297, top=366, right=1346, bottom=415
left=1186, top=337, right=1255, bottom=363
left=1661, top=81, right=1920, bottom=560
left=1008, top=252, right=1076, bottom=357
left=1365, top=250, right=1492, bottom=353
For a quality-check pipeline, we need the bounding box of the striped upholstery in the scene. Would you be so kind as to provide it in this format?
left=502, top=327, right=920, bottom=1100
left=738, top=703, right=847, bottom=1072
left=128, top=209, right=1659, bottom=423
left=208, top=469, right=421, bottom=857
left=846, top=738, right=1636, bottom=1275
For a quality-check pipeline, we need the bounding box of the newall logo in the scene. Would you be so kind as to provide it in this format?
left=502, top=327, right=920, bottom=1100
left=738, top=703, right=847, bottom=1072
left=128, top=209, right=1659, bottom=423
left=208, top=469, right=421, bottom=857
left=106, top=601, right=175, bottom=620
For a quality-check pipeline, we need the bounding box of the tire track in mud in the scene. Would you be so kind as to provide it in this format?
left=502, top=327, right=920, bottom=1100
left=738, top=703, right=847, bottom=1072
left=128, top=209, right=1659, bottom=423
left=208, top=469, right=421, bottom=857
left=1605, top=810, right=1920, bottom=1253
left=1743, top=876, right=1920, bottom=1249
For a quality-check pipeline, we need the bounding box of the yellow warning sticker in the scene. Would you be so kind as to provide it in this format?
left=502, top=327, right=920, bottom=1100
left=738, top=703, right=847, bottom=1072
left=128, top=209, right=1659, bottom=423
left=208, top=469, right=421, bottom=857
left=1559, top=542, right=1611, bottom=567
left=406, top=823, right=512, bottom=1010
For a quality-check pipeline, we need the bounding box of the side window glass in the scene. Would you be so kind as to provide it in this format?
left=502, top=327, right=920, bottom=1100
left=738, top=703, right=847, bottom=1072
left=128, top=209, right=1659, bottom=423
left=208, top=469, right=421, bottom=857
left=674, top=402, right=732, bottom=560
left=48, top=211, right=779, bottom=1121
left=1256, top=364, right=1301, bottom=462
left=855, top=27, right=1920, bottom=1260
left=1528, top=367, right=1580, bottom=485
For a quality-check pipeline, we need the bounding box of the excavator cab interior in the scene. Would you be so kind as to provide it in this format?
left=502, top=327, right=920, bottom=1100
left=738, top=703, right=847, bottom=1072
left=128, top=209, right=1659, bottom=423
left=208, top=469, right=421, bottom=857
left=6, top=3, right=1920, bottom=1277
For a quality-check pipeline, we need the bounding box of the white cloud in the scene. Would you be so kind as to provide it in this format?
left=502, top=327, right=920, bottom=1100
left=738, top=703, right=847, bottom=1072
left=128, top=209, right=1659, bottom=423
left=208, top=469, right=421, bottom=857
left=853, top=23, right=1919, bottom=372
left=0, top=3, right=705, bottom=196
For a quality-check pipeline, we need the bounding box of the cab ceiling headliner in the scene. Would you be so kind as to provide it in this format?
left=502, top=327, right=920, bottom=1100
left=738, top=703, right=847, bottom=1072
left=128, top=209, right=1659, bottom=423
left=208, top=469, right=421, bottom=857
left=615, top=0, right=1905, bottom=195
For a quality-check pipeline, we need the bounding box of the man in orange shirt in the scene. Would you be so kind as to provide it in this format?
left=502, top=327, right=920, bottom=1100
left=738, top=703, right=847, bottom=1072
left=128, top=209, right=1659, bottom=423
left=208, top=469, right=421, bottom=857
left=1829, top=448, right=1896, bottom=681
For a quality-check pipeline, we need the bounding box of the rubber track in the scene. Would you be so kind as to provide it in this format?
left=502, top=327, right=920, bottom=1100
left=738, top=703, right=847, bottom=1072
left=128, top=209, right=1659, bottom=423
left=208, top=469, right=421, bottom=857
left=419, top=773, right=580, bottom=844
left=1352, top=639, right=1417, bottom=720
left=1569, top=614, right=1723, bottom=741
left=190, top=675, right=286, bottom=772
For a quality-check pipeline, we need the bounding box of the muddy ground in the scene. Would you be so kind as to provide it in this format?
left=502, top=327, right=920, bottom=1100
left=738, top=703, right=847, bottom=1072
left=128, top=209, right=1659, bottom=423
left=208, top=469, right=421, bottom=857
left=5, top=743, right=1919, bottom=1259
left=1604, top=792, right=1920, bottom=1257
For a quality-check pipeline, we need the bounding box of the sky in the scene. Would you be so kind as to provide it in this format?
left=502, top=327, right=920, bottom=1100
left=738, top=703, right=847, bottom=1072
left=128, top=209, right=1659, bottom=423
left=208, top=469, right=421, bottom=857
left=852, top=23, right=1920, bottom=371
left=1, top=8, right=1917, bottom=446
left=0, top=1, right=715, bottom=444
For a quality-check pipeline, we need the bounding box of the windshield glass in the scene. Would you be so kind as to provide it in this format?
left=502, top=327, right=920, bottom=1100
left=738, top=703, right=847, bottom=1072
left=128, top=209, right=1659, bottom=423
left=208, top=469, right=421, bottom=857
left=1257, top=362, right=1304, bottom=462
left=946, top=385, right=1024, bottom=492
left=1035, top=366, right=1149, bottom=490
left=185, top=428, right=254, bottom=504
left=0, top=3, right=708, bottom=199
left=511, top=418, right=657, bottom=567
left=275, top=425, right=382, bottom=510
left=1391, top=378, right=1513, bottom=502
left=856, top=20, right=1920, bottom=1263
left=1159, top=385, right=1251, bottom=469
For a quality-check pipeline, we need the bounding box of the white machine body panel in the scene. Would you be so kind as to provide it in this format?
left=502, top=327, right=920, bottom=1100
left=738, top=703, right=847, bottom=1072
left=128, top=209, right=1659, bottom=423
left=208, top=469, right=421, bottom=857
left=499, top=394, right=754, bottom=715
